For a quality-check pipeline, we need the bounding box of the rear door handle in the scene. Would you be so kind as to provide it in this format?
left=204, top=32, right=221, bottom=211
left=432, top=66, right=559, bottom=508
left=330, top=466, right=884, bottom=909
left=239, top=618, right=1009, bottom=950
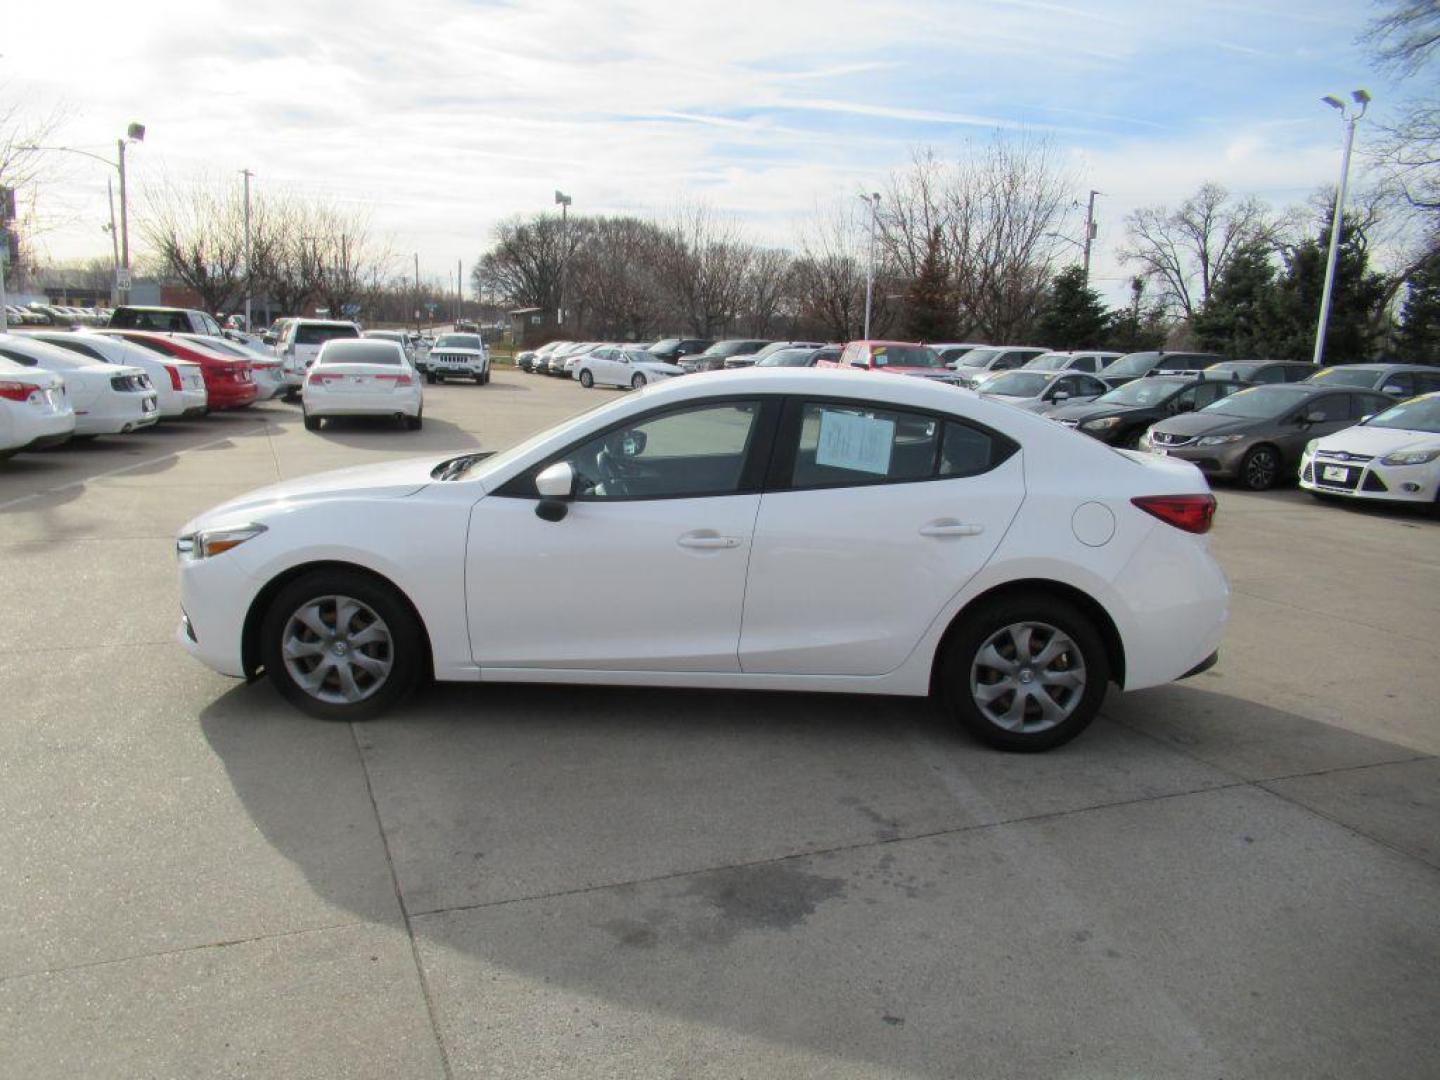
left=678, top=532, right=742, bottom=549
left=919, top=521, right=984, bottom=538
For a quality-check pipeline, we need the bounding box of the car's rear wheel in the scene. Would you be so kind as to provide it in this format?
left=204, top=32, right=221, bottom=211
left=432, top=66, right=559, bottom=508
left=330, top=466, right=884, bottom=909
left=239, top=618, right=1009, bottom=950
left=1240, top=444, right=1281, bottom=491
left=303, top=412, right=321, bottom=431
left=579, top=369, right=594, bottom=388
left=631, top=373, right=646, bottom=389
left=405, top=412, right=423, bottom=430
left=261, top=570, right=424, bottom=721
left=939, top=593, right=1108, bottom=751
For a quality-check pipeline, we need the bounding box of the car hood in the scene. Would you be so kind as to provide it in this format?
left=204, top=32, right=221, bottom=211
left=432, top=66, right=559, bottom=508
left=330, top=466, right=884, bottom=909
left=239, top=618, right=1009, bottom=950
left=1314, top=424, right=1440, bottom=456
left=636, top=361, right=685, bottom=374
left=1047, top=401, right=1131, bottom=423
left=182, top=456, right=440, bottom=531
left=1149, top=412, right=1260, bottom=438
left=983, top=394, right=1049, bottom=413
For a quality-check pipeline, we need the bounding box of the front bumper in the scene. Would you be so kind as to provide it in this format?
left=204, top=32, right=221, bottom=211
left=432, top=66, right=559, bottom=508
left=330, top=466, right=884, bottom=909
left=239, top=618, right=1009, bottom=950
left=1299, top=450, right=1439, bottom=505
left=1142, top=437, right=1248, bottom=479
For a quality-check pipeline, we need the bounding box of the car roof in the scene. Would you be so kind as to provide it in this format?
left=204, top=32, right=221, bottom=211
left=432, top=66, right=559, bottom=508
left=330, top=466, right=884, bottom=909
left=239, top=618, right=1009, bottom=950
left=1318, top=362, right=1440, bottom=372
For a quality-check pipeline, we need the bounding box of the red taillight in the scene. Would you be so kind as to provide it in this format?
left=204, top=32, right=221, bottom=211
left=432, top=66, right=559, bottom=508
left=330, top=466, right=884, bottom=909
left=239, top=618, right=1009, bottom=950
left=0, top=380, right=37, bottom=403
left=1131, top=494, right=1216, bottom=535
left=165, top=365, right=182, bottom=391
left=376, top=373, right=414, bottom=385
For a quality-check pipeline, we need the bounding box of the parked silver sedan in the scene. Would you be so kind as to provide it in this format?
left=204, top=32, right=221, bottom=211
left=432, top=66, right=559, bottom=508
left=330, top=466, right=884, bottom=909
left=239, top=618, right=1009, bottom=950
left=979, top=368, right=1111, bottom=414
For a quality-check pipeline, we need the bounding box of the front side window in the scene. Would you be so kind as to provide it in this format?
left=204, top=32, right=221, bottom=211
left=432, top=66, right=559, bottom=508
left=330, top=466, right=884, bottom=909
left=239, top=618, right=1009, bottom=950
left=535, top=401, right=763, bottom=501
left=871, top=345, right=944, bottom=369
left=1305, top=394, right=1351, bottom=422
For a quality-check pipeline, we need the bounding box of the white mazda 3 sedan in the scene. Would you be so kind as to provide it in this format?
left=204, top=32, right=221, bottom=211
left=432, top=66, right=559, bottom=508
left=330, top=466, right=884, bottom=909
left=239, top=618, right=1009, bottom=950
left=1299, top=392, right=1440, bottom=512
left=301, top=339, right=423, bottom=431
left=0, top=335, right=159, bottom=436
left=175, top=369, right=1228, bottom=751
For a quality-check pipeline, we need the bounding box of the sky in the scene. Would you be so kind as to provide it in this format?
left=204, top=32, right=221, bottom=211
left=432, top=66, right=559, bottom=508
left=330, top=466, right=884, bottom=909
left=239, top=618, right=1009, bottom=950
left=3, top=0, right=1402, bottom=304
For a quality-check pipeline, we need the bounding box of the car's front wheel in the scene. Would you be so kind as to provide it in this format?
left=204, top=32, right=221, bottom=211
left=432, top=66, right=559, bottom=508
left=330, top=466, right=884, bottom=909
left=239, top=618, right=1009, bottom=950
left=1240, top=444, right=1281, bottom=491
left=579, top=369, right=594, bottom=388
left=938, top=592, right=1108, bottom=751
left=425, top=372, right=437, bottom=385
left=261, top=570, right=425, bottom=721
left=631, top=373, right=647, bottom=389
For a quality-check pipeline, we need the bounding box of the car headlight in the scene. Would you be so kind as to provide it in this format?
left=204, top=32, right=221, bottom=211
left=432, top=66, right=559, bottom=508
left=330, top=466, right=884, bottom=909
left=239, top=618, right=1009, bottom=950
left=1196, top=434, right=1245, bottom=446
left=1082, top=416, right=1121, bottom=431
left=1304, top=439, right=1319, bottom=456
left=176, top=524, right=267, bottom=560
left=1380, top=448, right=1440, bottom=466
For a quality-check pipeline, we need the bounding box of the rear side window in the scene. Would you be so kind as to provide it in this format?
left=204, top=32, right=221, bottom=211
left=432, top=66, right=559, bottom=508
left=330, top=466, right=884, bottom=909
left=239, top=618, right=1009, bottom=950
left=1419, top=373, right=1440, bottom=393
left=39, top=338, right=104, bottom=361
left=1351, top=393, right=1393, bottom=419
left=1308, top=395, right=1351, bottom=421
left=1381, top=372, right=1418, bottom=396
left=296, top=324, right=359, bottom=346
left=787, top=401, right=1016, bottom=488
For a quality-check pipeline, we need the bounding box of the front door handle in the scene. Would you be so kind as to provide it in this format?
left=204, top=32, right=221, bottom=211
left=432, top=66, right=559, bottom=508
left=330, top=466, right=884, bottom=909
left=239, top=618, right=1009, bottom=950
left=678, top=532, right=742, bottom=549
left=919, top=520, right=985, bottom=538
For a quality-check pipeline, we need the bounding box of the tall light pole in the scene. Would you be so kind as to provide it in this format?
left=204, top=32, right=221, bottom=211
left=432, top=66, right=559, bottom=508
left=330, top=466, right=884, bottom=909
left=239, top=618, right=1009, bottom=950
left=1313, top=90, right=1370, bottom=367
left=1081, top=189, right=1102, bottom=288
left=240, top=168, right=253, bottom=330
left=554, top=190, right=572, bottom=326
left=860, top=192, right=881, bottom=340
left=23, top=122, right=145, bottom=305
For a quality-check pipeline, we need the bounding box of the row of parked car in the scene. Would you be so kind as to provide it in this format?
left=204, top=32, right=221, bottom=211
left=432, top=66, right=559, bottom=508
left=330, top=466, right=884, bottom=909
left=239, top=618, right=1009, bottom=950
left=0, top=305, right=494, bottom=458
left=4, top=302, right=113, bottom=328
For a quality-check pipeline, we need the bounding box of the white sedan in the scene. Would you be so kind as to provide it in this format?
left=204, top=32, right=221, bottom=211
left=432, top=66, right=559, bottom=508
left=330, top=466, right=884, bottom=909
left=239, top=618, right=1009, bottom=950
left=301, top=338, right=423, bottom=430
left=25, top=330, right=207, bottom=418
left=175, top=368, right=1228, bottom=752
left=0, top=357, right=74, bottom=456
left=1299, top=391, right=1440, bottom=512
left=575, top=345, right=685, bottom=389
left=0, top=335, right=159, bottom=436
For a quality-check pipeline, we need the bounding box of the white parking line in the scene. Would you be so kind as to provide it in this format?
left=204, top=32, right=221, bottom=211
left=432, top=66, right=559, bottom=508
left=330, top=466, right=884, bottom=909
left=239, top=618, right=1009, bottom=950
left=0, top=424, right=273, bottom=511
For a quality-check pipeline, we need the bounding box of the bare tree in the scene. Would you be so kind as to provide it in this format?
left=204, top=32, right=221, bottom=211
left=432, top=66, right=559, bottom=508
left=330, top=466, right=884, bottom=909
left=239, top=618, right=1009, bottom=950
left=661, top=203, right=755, bottom=337
left=567, top=216, right=670, bottom=339
left=250, top=192, right=323, bottom=316
left=0, top=97, right=72, bottom=289
left=791, top=197, right=893, bottom=340
left=140, top=174, right=247, bottom=315
left=1362, top=2, right=1440, bottom=215
left=739, top=248, right=794, bottom=336
left=1120, top=183, right=1277, bottom=318
left=306, top=203, right=392, bottom=319
left=472, top=213, right=570, bottom=314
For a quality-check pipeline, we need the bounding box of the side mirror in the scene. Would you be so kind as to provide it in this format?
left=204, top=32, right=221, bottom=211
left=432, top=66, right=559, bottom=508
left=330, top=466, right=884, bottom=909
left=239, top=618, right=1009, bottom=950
left=535, top=461, right=575, bottom=522
left=1051, top=390, right=1071, bottom=402
left=1303, top=410, right=1326, bottom=424
left=1381, top=384, right=1404, bottom=395
left=1359, top=413, right=1374, bottom=425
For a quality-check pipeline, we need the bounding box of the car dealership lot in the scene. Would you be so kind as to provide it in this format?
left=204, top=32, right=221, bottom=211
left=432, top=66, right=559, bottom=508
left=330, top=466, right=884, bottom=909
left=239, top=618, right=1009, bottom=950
left=2, top=370, right=1437, bottom=1078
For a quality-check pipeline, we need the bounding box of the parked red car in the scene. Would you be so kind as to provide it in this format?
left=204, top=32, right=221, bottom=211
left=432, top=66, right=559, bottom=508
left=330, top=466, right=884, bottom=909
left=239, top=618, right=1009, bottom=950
left=818, top=340, right=964, bottom=384
left=96, top=330, right=258, bottom=410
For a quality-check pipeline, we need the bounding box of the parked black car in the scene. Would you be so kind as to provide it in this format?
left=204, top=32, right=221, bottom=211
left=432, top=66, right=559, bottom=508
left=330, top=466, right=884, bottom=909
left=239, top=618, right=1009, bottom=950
left=1100, top=350, right=1226, bottom=388
left=1204, top=360, right=1316, bottom=385
left=681, top=339, right=774, bottom=372
left=1047, top=375, right=1244, bottom=448
left=647, top=338, right=713, bottom=363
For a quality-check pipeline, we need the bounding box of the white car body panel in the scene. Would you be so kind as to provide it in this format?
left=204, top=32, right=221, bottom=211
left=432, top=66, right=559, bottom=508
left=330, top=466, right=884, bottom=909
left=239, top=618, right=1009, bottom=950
left=302, top=365, right=423, bottom=418
left=578, top=348, right=685, bottom=388
left=177, top=369, right=1229, bottom=701
left=178, top=334, right=285, bottom=400
left=0, top=360, right=75, bottom=453
left=29, top=331, right=207, bottom=418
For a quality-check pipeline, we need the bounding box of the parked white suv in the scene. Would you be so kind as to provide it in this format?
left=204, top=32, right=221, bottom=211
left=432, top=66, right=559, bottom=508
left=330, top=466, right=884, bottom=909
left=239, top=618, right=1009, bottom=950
left=279, top=319, right=362, bottom=395
left=424, top=332, right=490, bottom=385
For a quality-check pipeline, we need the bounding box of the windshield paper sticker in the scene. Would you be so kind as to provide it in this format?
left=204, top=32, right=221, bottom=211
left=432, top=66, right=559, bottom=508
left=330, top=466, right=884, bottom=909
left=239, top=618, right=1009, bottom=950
left=816, top=410, right=894, bottom=475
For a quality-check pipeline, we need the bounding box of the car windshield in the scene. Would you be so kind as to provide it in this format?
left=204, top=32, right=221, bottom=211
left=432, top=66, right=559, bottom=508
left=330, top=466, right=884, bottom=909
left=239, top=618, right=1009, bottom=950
left=872, top=344, right=943, bottom=368
left=1205, top=362, right=1257, bottom=380
left=1365, top=396, right=1440, bottom=434
left=319, top=341, right=403, bottom=365
left=365, top=331, right=403, bottom=342
left=984, top=371, right=1051, bottom=397
left=704, top=341, right=763, bottom=357
left=758, top=348, right=816, bottom=367
left=1094, top=379, right=1184, bottom=407
left=1026, top=352, right=1071, bottom=371
left=1308, top=367, right=1380, bottom=388
left=1199, top=385, right=1309, bottom=418
left=1103, top=352, right=1159, bottom=377
left=621, top=350, right=654, bottom=364
left=295, top=323, right=359, bottom=346
left=648, top=338, right=679, bottom=351
left=957, top=348, right=998, bottom=368
left=435, top=334, right=481, bottom=349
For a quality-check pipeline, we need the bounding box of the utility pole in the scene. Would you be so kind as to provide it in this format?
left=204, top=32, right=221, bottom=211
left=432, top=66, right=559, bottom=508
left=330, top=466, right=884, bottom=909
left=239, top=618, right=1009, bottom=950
left=1081, top=189, right=1101, bottom=288
left=241, top=168, right=254, bottom=331
left=555, top=190, right=572, bottom=326
left=457, top=257, right=462, bottom=324
left=860, top=192, right=881, bottom=340
left=117, top=138, right=131, bottom=305
left=105, top=177, right=120, bottom=301
left=0, top=185, right=12, bottom=332
left=1314, top=90, right=1371, bottom=366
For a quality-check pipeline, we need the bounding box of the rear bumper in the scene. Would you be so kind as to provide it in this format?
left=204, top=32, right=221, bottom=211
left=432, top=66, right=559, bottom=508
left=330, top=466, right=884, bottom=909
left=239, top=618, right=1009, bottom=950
left=206, top=383, right=259, bottom=409
left=303, top=388, right=422, bottom=416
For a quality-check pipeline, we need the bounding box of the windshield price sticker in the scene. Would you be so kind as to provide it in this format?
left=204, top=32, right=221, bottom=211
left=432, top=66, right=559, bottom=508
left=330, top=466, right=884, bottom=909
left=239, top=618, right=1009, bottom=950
left=816, top=410, right=894, bottom=475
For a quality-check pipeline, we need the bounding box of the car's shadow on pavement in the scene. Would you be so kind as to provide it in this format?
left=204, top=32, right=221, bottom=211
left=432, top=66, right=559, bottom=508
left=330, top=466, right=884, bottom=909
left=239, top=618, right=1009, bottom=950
left=197, top=672, right=1439, bottom=1076
left=306, top=414, right=481, bottom=450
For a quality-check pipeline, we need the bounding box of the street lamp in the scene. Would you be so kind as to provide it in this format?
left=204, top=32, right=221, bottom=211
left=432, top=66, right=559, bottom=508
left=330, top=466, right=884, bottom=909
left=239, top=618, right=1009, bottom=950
left=554, top=190, right=572, bottom=326
left=860, top=192, right=880, bottom=340
left=20, top=121, right=145, bottom=305
left=1312, top=90, right=1370, bottom=367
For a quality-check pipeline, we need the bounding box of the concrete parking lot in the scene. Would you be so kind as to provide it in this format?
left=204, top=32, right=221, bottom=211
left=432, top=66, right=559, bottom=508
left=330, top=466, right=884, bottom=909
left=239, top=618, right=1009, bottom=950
left=2, top=369, right=1437, bottom=1079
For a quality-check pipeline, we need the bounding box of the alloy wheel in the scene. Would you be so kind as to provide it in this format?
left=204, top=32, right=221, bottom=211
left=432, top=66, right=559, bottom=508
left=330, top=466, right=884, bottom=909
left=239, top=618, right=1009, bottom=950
left=969, top=621, right=1087, bottom=734
left=281, top=594, right=394, bottom=704
left=1244, top=447, right=1278, bottom=490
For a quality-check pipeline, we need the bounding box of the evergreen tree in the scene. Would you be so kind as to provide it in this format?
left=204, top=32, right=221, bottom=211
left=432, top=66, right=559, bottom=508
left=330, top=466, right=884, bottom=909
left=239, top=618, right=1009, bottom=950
left=1267, top=211, right=1389, bottom=362
left=1035, top=265, right=1108, bottom=349
left=1192, top=242, right=1279, bottom=358
left=1397, top=249, right=1440, bottom=363
left=1104, top=276, right=1169, bottom=352
left=902, top=226, right=955, bottom=341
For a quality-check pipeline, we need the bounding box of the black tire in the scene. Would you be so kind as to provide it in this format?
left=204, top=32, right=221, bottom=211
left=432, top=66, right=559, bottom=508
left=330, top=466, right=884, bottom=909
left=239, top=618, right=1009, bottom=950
left=260, top=569, right=425, bottom=722
left=406, top=413, right=423, bottom=430
left=425, top=373, right=437, bottom=385
left=1239, top=444, right=1281, bottom=491
left=631, top=373, right=647, bottom=389
left=474, top=373, right=484, bottom=385
left=303, top=412, right=320, bottom=431
left=937, top=592, right=1109, bottom=752
left=579, top=369, right=594, bottom=388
